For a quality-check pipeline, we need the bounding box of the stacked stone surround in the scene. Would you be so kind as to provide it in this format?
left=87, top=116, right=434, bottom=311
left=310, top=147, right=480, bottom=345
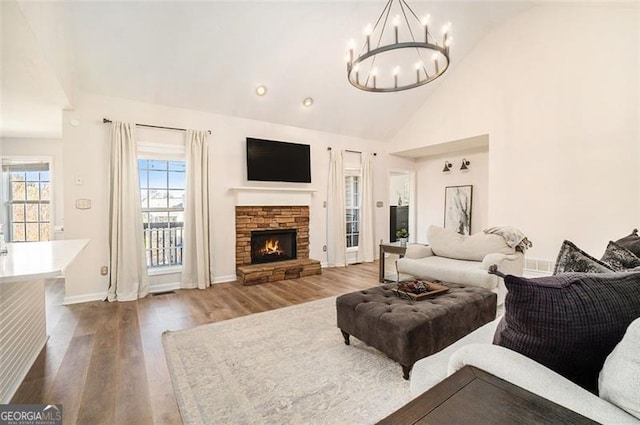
left=235, top=206, right=321, bottom=285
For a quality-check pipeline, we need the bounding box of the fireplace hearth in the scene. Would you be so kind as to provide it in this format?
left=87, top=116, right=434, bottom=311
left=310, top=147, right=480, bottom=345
left=251, top=229, right=297, bottom=265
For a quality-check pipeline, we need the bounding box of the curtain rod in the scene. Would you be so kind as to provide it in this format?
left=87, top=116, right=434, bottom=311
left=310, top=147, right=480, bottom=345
left=327, top=147, right=376, bottom=156
left=103, top=118, right=211, bottom=135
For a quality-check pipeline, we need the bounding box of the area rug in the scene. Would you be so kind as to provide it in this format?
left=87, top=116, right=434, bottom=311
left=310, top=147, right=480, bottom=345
left=162, top=296, right=412, bottom=424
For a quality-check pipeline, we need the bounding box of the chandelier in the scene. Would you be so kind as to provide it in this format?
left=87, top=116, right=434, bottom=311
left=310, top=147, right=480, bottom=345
left=346, top=0, right=451, bottom=93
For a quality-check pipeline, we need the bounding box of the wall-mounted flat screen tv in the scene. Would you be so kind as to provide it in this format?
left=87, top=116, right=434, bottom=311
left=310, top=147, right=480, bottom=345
left=246, top=138, right=311, bottom=183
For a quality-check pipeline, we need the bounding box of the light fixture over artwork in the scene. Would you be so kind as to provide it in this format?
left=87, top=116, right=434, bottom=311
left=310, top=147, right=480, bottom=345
left=442, top=161, right=452, bottom=172
left=346, top=0, right=451, bottom=93
left=460, top=158, right=470, bottom=170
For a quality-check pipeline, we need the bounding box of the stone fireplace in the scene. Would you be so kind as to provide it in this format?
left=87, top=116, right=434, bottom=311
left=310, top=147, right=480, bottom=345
left=235, top=205, right=320, bottom=285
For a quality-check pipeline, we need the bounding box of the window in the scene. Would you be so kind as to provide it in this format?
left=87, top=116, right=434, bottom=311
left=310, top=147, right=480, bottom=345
left=4, top=164, right=51, bottom=242
left=345, top=173, right=360, bottom=248
left=138, top=160, right=185, bottom=268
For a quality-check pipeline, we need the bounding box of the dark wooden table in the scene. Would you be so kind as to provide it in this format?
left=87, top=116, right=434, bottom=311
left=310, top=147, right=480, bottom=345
left=377, top=366, right=598, bottom=425
left=378, top=242, right=408, bottom=282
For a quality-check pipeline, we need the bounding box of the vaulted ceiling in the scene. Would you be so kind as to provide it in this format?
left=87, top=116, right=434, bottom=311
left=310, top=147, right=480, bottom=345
left=2, top=1, right=531, bottom=140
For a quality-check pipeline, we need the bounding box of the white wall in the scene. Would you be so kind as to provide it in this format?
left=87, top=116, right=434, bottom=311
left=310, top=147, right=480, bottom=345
left=391, top=4, right=639, bottom=260
left=1, top=138, right=64, bottom=231
left=62, top=92, right=413, bottom=302
left=413, top=147, right=488, bottom=243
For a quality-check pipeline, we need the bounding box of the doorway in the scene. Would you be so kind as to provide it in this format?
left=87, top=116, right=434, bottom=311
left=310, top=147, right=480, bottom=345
left=389, top=170, right=414, bottom=243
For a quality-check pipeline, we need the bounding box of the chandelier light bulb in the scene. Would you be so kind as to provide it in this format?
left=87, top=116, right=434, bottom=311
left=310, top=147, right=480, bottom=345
left=364, top=23, right=373, bottom=36
left=393, top=15, right=401, bottom=27
left=445, top=36, right=453, bottom=47
left=354, top=64, right=360, bottom=72
left=345, top=54, right=351, bottom=63
left=371, top=67, right=378, bottom=76
left=421, top=14, right=431, bottom=26
left=348, top=39, right=356, bottom=49
left=432, top=53, right=438, bottom=61
left=415, top=62, right=423, bottom=70
left=393, top=66, right=400, bottom=76
left=442, top=22, right=451, bottom=34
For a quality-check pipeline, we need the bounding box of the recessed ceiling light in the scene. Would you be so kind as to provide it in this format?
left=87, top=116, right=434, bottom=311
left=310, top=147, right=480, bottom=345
left=256, top=85, right=267, bottom=96
left=302, top=97, right=314, bottom=107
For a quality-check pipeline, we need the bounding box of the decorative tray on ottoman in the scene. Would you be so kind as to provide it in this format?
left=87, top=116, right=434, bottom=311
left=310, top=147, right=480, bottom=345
left=392, top=280, right=449, bottom=301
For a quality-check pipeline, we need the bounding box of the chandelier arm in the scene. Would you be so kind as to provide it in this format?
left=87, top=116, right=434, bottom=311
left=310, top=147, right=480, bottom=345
left=400, top=0, right=421, bottom=22
left=375, top=3, right=392, bottom=50
left=398, top=1, right=416, bottom=42
left=359, top=0, right=392, bottom=57
left=398, top=0, right=429, bottom=78
left=371, top=0, right=393, bottom=34
left=365, top=1, right=392, bottom=87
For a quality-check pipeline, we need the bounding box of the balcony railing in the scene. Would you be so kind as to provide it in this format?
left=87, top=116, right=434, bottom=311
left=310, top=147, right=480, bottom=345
left=143, top=222, right=183, bottom=268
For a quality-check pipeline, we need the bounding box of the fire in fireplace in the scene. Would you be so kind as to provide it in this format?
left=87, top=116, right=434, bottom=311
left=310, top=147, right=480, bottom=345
left=250, top=229, right=297, bottom=264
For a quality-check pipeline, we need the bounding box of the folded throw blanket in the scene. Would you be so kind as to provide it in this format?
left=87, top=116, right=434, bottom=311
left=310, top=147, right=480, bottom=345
left=483, top=226, right=532, bottom=253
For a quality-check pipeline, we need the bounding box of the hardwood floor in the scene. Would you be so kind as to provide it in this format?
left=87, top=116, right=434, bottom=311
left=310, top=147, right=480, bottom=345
left=11, top=262, right=381, bottom=425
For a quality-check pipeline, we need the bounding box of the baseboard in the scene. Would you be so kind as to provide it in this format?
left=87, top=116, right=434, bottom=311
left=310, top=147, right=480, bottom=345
left=213, top=274, right=236, bottom=284
left=63, top=292, right=106, bottom=305
left=150, top=282, right=181, bottom=293
left=63, top=276, right=237, bottom=305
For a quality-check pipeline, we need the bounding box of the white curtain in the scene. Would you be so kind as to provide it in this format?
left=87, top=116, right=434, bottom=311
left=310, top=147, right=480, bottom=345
left=327, top=149, right=347, bottom=267
left=181, top=129, right=212, bottom=289
left=108, top=121, right=149, bottom=302
left=357, top=153, right=375, bottom=263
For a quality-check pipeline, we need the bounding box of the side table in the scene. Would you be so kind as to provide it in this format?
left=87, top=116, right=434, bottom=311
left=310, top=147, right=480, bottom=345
left=378, top=242, right=407, bottom=283
left=377, top=366, right=597, bottom=424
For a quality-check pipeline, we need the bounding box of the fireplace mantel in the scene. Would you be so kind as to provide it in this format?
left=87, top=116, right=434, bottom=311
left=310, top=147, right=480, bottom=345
left=231, top=186, right=317, bottom=207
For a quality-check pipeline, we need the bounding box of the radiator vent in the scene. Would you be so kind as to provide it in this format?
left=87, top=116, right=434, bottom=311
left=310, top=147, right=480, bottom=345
left=524, top=257, right=554, bottom=275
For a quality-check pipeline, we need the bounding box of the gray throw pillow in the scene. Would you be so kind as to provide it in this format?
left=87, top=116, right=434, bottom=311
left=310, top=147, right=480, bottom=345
left=553, top=240, right=613, bottom=275
left=493, top=272, right=640, bottom=394
left=616, top=229, right=640, bottom=258
left=601, top=241, right=640, bottom=271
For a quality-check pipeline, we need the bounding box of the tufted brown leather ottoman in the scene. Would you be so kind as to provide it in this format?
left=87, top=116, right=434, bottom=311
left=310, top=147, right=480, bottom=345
left=336, top=283, right=496, bottom=379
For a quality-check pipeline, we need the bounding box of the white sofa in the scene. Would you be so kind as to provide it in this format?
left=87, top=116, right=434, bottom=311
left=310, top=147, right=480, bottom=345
left=410, top=318, right=640, bottom=424
left=396, top=225, right=525, bottom=304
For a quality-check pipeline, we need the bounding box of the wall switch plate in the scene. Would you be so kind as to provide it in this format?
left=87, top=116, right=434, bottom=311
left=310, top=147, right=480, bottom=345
left=100, top=266, right=108, bottom=276
left=75, top=199, right=91, bottom=209
left=322, top=245, right=327, bottom=252
left=376, top=201, right=384, bottom=208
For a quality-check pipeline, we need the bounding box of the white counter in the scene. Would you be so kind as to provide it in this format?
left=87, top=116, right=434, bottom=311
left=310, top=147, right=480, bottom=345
left=0, top=239, right=90, bottom=284
left=0, top=238, right=89, bottom=403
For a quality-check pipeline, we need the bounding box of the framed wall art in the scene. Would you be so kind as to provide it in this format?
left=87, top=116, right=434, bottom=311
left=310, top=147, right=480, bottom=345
left=444, top=185, right=473, bottom=235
